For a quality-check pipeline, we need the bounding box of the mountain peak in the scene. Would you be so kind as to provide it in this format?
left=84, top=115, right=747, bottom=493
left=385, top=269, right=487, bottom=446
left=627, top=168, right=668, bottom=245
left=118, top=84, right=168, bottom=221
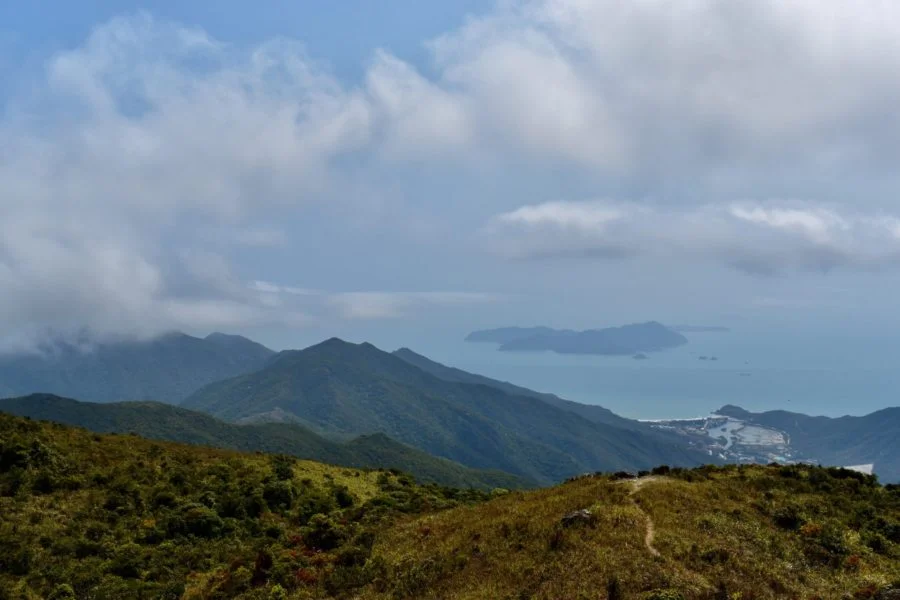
left=0, top=331, right=275, bottom=404
left=205, top=332, right=242, bottom=341
left=320, top=336, right=351, bottom=346
left=306, top=337, right=383, bottom=353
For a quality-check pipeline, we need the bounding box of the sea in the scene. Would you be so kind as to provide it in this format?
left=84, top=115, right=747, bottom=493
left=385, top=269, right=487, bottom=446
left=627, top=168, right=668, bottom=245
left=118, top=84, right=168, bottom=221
left=402, top=328, right=900, bottom=420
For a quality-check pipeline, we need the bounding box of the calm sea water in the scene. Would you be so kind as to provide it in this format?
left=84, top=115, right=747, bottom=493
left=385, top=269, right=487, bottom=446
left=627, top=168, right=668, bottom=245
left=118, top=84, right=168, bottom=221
left=405, top=329, right=900, bottom=420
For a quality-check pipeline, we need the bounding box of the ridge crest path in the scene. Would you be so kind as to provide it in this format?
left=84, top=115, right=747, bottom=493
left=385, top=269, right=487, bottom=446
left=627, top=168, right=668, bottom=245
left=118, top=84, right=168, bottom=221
left=624, top=476, right=665, bottom=557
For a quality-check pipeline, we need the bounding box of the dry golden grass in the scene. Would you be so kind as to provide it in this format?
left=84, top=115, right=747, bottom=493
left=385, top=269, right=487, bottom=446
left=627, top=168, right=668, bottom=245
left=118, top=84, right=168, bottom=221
left=359, top=467, right=900, bottom=600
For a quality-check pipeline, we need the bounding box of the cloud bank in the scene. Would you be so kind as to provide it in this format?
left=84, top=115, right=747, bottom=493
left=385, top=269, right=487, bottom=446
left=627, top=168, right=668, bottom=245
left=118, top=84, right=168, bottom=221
left=3, top=1, right=900, bottom=346
left=490, top=201, right=900, bottom=274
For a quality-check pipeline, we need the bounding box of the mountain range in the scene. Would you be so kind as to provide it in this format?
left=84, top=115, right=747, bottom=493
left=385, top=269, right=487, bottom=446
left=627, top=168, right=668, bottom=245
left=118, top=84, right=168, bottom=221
left=0, top=393, right=525, bottom=490
left=4, top=330, right=900, bottom=489
left=182, top=338, right=711, bottom=484
left=466, top=321, right=689, bottom=355
left=0, top=332, right=274, bottom=404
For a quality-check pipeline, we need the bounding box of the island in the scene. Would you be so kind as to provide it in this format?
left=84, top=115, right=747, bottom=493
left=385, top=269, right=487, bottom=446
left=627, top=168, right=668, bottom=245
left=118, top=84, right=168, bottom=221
left=465, top=321, right=688, bottom=356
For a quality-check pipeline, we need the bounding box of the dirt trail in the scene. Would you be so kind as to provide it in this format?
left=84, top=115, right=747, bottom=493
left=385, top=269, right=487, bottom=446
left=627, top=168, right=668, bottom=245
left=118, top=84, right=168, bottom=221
left=623, top=476, right=663, bottom=557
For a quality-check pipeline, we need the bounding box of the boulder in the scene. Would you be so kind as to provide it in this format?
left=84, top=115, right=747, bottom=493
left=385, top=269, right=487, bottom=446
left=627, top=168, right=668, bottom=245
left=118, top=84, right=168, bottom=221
left=560, top=509, right=594, bottom=527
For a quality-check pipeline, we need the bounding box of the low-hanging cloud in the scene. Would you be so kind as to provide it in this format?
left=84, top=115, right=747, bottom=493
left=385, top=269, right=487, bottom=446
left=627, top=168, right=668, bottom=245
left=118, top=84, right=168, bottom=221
left=489, top=200, right=900, bottom=274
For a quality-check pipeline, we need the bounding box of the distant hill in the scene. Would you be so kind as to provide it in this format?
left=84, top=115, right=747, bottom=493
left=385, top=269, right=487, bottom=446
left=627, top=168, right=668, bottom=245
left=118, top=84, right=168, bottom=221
left=0, top=394, right=527, bottom=490
left=466, top=321, right=688, bottom=355
left=717, top=404, right=900, bottom=483
left=0, top=332, right=274, bottom=404
left=392, top=347, right=645, bottom=432
left=183, top=338, right=712, bottom=484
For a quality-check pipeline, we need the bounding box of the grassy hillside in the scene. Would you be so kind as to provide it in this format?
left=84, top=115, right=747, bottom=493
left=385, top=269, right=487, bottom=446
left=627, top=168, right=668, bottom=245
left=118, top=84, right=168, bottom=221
left=0, top=395, right=528, bottom=490
left=0, top=412, right=494, bottom=599
left=719, top=405, right=900, bottom=483
left=0, top=332, right=274, bottom=404
left=360, top=465, right=900, bottom=599
left=184, top=339, right=711, bottom=484
left=3, top=414, right=898, bottom=599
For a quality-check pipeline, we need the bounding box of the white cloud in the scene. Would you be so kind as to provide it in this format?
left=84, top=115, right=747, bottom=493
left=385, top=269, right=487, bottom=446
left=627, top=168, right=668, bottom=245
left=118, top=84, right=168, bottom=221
left=247, top=284, right=498, bottom=320
left=0, top=13, right=368, bottom=345
left=365, top=51, right=473, bottom=157
left=5, top=2, right=900, bottom=346
left=489, top=200, right=900, bottom=274
left=412, top=0, right=900, bottom=184
left=498, top=201, right=632, bottom=232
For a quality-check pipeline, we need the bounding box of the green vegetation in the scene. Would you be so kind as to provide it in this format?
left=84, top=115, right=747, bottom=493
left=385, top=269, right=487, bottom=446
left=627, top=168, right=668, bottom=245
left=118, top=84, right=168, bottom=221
left=0, top=332, right=274, bottom=404
left=3, top=413, right=899, bottom=598
left=392, top=347, right=643, bottom=431
left=5, top=413, right=899, bottom=599
left=183, top=338, right=711, bottom=484
left=0, top=412, right=493, bottom=599
left=0, top=395, right=528, bottom=490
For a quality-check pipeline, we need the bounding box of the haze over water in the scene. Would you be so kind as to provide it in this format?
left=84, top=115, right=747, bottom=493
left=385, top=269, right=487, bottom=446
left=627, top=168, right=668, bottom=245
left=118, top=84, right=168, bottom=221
left=401, top=328, right=900, bottom=421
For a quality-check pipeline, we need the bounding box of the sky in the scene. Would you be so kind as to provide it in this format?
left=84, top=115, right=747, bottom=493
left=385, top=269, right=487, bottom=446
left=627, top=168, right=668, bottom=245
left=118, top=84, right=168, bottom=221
left=3, top=0, right=900, bottom=353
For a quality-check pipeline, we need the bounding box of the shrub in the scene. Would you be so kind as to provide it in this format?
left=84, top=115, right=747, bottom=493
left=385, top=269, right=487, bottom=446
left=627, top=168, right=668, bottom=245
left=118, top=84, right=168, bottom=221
left=168, top=503, right=224, bottom=539
left=773, top=504, right=807, bottom=530
left=332, top=484, right=355, bottom=509
left=302, top=514, right=348, bottom=551
left=0, top=543, right=32, bottom=576
left=151, top=488, right=178, bottom=508
left=294, top=486, right=336, bottom=525
left=863, top=531, right=890, bottom=555
left=0, top=443, right=30, bottom=472
left=108, top=542, right=144, bottom=578
left=270, top=455, right=295, bottom=482
left=263, top=480, right=295, bottom=512
left=47, top=584, right=76, bottom=600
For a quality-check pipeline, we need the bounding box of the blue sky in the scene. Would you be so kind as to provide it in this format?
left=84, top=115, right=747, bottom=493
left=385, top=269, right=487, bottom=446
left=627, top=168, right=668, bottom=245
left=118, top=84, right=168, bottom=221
left=3, top=1, right=900, bottom=352
left=0, top=1, right=485, bottom=77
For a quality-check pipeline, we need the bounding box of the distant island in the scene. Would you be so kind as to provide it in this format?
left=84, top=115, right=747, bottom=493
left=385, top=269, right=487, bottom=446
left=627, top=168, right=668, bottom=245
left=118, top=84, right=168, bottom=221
left=465, top=321, right=688, bottom=356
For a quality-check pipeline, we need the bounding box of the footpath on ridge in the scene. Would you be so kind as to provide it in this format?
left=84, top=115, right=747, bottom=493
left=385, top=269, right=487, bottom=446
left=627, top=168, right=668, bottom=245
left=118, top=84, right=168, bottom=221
left=624, top=476, right=665, bottom=557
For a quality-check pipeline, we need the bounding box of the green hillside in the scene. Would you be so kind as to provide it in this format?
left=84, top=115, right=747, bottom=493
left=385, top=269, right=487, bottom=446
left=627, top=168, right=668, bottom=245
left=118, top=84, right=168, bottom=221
left=0, top=395, right=527, bottom=491
left=0, top=332, right=275, bottom=404
left=0, top=412, right=494, bottom=599
left=3, top=413, right=898, bottom=599
left=393, top=347, right=652, bottom=431
left=183, top=339, right=712, bottom=485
